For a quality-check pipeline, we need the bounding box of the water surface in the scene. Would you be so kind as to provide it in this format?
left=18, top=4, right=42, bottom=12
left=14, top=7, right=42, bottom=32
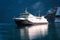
left=0, top=23, right=60, bottom=40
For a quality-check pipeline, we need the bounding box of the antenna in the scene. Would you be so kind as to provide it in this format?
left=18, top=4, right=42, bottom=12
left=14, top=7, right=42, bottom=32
left=38, top=10, right=41, bottom=17
left=24, top=8, right=28, bottom=13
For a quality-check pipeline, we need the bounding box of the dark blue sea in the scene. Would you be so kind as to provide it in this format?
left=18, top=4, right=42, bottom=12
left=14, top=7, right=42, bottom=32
left=0, top=23, right=60, bottom=40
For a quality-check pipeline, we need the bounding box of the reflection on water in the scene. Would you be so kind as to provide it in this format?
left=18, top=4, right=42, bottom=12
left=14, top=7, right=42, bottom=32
left=0, top=23, right=60, bottom=40
left=28, top=24, right=48, bottom=40
left=19, top=24, right=48, bottom=40
left=20, top=27, right=29, bottom=40
left=20, top=23, right=60, bottom=40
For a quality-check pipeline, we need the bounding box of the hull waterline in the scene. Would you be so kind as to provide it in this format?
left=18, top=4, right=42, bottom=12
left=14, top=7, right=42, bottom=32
left=14, top=19, right=48, bottom=26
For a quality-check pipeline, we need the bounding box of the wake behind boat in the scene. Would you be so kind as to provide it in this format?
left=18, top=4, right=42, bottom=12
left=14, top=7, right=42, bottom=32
left=13, top=9, right=48, bottom=26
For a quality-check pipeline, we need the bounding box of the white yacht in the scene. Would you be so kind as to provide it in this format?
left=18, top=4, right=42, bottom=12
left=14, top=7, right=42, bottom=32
left=13, top=9, right=48, bottom=25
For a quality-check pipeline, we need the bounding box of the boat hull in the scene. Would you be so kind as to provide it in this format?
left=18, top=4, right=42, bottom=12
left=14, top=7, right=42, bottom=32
left=14, top=19, right=32, bottom=26
left=14, top=19, right=48, bottom=26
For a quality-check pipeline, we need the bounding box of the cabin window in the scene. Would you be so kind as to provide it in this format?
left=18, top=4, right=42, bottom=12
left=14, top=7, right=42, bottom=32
left=19, top=13, right=29, bottom=18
